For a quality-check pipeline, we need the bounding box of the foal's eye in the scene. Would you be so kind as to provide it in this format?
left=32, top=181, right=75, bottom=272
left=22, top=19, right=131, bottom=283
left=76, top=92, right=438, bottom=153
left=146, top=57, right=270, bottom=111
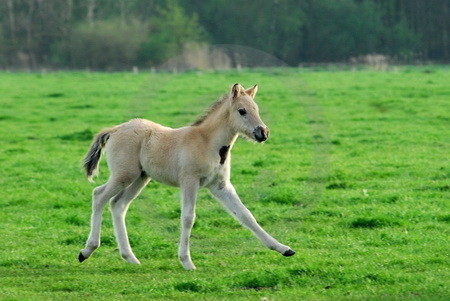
left=238, top=108, right=247, bottom=116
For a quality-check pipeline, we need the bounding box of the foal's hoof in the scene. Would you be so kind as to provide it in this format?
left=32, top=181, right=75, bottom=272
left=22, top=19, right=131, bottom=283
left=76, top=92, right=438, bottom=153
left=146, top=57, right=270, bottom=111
left=121, top=254, right=141, bottom=265
left=283, top=249, right=296, bottom=257
left=183, top=264, right=197, bottom=271
left=78, top=252, right=87, bottom=263
left=181, top=261, right=196, bottom=271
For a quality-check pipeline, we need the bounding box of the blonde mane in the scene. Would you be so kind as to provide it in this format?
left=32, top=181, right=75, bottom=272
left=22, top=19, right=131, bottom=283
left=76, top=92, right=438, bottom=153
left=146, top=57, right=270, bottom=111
left=191, top=93, right=230, bottom=126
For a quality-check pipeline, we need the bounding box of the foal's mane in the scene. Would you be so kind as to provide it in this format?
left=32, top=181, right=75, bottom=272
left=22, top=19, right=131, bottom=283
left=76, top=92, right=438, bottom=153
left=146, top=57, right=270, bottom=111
left=191, top=93, right=230, bottom=126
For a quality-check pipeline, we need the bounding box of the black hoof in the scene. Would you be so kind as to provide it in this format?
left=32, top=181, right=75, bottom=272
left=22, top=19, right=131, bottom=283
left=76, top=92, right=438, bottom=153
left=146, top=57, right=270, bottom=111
left=283, top=249, right=296, bottom=257
left=78, top=252, right=87, bottom=263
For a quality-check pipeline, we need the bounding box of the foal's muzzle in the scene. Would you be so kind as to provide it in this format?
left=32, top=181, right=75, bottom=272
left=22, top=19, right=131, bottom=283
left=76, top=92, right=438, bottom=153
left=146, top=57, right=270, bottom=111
left=254, top=126, right=269, bottom=142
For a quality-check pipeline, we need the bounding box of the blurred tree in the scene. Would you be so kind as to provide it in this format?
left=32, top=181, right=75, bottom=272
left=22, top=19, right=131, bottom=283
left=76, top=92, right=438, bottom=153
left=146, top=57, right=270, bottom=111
left=65, top=19, right=148, bottom=69
left=375, top=0, right=448, bottom=61
left=137, top=0, right=207, bottom=66
left=182, top=0, right=304, bottom=65
left=0, top=0, right=72, bottom=68
left=0, top=0, right=447, bottom=69
left=300, top=0, right=386, bottom=61
left=86, top=0, right=95, bottom=26
left=0, top=28, right=6, bottom=66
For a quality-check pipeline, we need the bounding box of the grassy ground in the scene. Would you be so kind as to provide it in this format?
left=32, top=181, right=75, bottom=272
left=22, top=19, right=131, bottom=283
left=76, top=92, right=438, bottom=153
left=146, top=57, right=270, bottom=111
left=0, top=67, right=448, bottom=300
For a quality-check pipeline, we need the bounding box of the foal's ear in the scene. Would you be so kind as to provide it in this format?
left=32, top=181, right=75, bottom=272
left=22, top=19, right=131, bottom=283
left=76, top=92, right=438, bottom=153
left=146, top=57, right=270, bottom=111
left=232, top=83, right=245, bottom=99
left=245, top=85, right=258, bottom=98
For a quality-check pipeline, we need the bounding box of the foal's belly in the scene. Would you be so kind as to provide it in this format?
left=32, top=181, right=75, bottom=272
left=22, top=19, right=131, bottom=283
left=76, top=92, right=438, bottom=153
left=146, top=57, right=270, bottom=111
left=142, top=158, right=181, bottom=187
left=146, top=169, right=180, bottom=187
left=143, top=160, right=226, bottom=189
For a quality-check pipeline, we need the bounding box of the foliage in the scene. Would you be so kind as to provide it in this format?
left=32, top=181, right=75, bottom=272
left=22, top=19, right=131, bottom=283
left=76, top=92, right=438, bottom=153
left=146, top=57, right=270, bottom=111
left=380, top=19, right=420, bottom=57
left=138, top=1, right=207, bottom=66
left=185, top=0, right=305, bottom=64
left=0, top=0, right=448, bottom=69
left=0, top=68, right=449, bottom=299
left=301, top=0, right=384, bottom=61
left=63, top=19, right=148, bottom=70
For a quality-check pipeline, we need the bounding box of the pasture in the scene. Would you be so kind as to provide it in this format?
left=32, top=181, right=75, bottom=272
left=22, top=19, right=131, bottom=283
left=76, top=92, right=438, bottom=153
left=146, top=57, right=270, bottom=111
left=0, top=67, right=448, bottom=300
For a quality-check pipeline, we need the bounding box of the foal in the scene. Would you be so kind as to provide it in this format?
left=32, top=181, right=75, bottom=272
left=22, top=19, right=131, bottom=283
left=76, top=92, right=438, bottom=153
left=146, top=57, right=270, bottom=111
left=79, top=83, right=295, bottom=270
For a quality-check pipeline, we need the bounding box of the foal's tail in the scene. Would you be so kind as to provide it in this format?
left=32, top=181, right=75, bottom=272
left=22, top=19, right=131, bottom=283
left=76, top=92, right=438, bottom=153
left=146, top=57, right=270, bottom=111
left=83, top=128, right=113, bottom=182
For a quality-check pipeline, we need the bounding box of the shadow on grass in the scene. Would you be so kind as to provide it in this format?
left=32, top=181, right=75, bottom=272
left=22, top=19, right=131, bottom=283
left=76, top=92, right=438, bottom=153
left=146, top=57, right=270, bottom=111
left=58, top=129, right=94, bottom=141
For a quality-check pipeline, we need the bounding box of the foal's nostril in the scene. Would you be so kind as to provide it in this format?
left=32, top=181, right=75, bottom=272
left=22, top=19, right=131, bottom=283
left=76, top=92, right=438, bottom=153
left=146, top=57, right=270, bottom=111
left=254, top=126, right=268, bottom=142
left=260, top=128, right=267, bottom=140
left=264, top=127, right=270, bottom=139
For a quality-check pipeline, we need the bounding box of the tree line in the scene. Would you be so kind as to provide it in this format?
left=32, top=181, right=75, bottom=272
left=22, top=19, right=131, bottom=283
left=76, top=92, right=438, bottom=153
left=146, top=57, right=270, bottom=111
left=0, top=0, right=448, bottom=70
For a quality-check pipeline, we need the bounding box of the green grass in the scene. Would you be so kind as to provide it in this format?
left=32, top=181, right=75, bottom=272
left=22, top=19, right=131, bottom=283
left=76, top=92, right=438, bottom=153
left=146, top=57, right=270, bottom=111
left=0, top=67, right=449, bottom=300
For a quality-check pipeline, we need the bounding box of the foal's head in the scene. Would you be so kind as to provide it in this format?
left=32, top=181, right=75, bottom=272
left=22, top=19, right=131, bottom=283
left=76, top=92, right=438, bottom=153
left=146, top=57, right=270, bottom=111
left=228, top=83, right=269, bottom=143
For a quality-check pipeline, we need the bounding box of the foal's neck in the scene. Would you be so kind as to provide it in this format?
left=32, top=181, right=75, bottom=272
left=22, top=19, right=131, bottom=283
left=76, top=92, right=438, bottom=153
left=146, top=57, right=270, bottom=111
left=197, top=102, right=238, bottom=150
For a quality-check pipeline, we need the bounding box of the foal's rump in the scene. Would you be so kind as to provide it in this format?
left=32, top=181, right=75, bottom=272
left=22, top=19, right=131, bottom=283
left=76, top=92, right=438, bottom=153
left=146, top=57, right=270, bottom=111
left=84, top=119, right=153, bottom=183
left=84, top=118, right=189, bottom=186
left=104, top=122, right=147, bottom=181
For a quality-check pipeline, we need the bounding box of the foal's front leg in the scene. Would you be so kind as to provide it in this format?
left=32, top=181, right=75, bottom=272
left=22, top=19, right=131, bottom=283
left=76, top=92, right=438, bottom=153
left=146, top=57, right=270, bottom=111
left=209, top=182, right=295, bottom=256
left=178, top=180, right=199, bottom=270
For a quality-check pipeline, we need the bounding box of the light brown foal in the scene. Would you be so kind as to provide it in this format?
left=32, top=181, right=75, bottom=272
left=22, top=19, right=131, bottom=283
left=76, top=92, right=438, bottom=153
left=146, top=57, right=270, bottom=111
left=79, top=83, right=295, bottom=270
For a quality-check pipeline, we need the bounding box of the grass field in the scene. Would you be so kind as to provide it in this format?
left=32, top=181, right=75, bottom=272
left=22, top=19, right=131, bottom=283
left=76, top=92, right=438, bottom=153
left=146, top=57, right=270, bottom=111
left=0, top=67, right=449, bottom=300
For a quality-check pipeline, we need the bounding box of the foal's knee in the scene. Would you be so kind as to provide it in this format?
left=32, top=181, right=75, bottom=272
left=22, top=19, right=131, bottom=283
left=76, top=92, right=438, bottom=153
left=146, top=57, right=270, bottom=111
left=182, top=213, right=196, bottom=228
left=93, top=185, right=106, bottom=198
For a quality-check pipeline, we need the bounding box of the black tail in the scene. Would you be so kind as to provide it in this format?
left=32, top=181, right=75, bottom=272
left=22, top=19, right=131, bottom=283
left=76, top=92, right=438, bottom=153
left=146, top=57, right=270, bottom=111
left=83, top=129, right=112, bottom=182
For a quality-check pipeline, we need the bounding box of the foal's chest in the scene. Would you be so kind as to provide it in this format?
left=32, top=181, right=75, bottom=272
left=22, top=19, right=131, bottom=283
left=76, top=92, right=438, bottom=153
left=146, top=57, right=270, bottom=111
left=219, top=145, right=230, bottom=164
left=199, top=146, right=231, bottom=188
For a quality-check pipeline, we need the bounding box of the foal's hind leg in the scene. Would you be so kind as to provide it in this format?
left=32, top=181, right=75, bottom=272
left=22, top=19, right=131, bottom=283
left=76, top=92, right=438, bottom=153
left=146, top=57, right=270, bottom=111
left=110, top=173, right=150, bottom=264
left=79, top=175, right=137, bottom=262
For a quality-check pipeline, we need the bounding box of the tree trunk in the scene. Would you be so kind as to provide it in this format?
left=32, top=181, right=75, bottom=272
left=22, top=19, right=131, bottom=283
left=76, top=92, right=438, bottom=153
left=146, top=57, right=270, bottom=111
left=87, top=0, right=95, bottom=27
left=7, top=0, right=16, bottom=45
left=26, top=0, right=36, bottom=69
left=442, top=0, right=448, bottom=60
left=120, top=0, right=126, bottom=27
